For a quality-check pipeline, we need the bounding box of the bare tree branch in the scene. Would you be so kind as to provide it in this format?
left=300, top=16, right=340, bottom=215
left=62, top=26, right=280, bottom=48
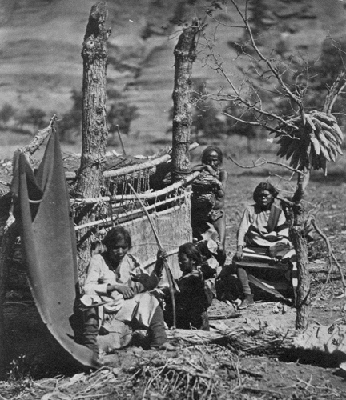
left=229, top=0, right=303, bottom=115
left=227, top=154, right=305, bottom=175
left=21, top=114, right=57, bottom=156
left=222, top=111, right=294, bottom=136
left=323, top=70, right=346, bottom=115
left=311, top=219, right=346, bottom=294
left=200, top=30, right=299, bottom=129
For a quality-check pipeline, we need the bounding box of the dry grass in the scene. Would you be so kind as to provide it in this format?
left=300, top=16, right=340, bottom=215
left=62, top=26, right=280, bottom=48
left=2, top=338, right=344, bottom=399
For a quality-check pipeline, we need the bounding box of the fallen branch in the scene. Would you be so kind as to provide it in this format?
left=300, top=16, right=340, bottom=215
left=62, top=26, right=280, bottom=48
left=166, top=328, right=225, bottom=344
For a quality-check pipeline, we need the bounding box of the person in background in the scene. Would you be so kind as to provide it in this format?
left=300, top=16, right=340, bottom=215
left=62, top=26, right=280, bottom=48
left=81, top=226, right=175, bottom=356
left=191, top=146, right=228, bottom=265
left=234, top=182, right=292, bottom=309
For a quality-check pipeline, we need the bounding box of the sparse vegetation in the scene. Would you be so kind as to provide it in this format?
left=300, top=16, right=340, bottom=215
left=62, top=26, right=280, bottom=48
left=25, top=108, right=47, bottom=132
left=0, top=104, right=47, bottom=136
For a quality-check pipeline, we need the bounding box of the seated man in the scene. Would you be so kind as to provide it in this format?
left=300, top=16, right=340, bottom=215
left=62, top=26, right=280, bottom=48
left=80, top=226, right=174, bottom=357
left=234, top=182, right=295, bottom=309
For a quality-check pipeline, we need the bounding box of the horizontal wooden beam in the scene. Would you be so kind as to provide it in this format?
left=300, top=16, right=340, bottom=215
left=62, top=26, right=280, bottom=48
left=66, top=142, right=199, bottom=180
left=71, top=171, right=199, bottom=205
left=74, top=191, right=190, bottom=230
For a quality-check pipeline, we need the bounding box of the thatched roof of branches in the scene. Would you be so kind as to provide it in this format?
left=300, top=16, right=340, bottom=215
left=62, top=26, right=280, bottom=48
left=0, top=149, right=161, bottom=195
left=0, top=115, right=189, bottom=197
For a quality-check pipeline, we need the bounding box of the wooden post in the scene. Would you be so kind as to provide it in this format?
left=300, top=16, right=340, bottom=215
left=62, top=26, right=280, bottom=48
left=291, top=171, right=310, bottom=330
left=75, top=2, right=110, bottom=278
left=171, top=20, right=199, bottom=182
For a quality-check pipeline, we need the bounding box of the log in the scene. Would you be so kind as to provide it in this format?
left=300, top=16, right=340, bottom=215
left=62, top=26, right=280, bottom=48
left=66, top=142, right=199, bottom=180
left=75, top=2, right=110, bottom=278
left=171, top=20, right=199, bottom=182
left=103, top=153, right=171, bottom=178
left=103, top=142, right=199, bottom=178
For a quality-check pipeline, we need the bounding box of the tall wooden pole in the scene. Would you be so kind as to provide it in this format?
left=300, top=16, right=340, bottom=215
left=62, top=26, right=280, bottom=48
left=291, top=171, right=310, bottom=330
left=75, top=2, right=110, bottom=278
left=283, top=169, right=311, bottom=330
left=171, top=21, right=199, bottom=182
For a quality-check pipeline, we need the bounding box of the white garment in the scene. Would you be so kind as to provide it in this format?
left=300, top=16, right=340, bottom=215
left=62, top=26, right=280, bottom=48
left=237, top=204, right=289, bottom=247
left=82, top=253, right=159, bottom=327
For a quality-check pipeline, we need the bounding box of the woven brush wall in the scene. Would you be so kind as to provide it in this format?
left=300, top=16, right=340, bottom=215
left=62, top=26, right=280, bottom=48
left=121, top=197, right=192, bottom=280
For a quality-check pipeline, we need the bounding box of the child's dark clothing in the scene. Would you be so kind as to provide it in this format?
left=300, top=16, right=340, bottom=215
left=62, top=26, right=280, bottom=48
left=164, top=263, right=215, bottom=330
left=176, top=271, right=209, bottom=330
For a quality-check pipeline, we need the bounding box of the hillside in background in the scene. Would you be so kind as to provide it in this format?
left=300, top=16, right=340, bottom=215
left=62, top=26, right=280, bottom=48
left=0, top=0, right=346, bottom=154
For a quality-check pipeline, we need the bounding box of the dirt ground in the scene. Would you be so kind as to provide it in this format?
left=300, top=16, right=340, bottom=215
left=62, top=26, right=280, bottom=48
left=1, top=158, right=346, bottom=399
left=3, top=302, right=346, bottom=399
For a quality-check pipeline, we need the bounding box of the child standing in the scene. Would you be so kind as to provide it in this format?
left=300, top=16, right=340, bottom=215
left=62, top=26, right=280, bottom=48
left=191, top=146, right=228, bottom=265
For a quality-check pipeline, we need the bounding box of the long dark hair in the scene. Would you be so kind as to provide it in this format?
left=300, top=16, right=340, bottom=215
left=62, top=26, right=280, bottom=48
left=102, top=226, right=132, bottom=251
left=253, top=182, right=278, bottom=203
left=201, top=146, right=223, bottom=165
left=179, top=242, right=203, bottom=265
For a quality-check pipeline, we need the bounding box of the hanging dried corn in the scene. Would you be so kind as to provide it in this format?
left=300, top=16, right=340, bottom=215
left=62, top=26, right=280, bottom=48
left=275, top=111, right=344, bottom=175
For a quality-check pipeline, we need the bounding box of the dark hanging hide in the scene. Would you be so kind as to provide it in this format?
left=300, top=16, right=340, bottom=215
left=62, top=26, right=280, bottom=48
left=13, top=133, right=97, bottom=367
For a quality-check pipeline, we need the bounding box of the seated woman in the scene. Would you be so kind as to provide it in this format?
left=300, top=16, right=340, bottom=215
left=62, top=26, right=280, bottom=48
left=191, top=146, right=228, bottom=265
left=234, top=182, right=293, bottom=309
left=165, top=242, right=215, bottom=330
left=80, top=226, right=174, bottom=356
